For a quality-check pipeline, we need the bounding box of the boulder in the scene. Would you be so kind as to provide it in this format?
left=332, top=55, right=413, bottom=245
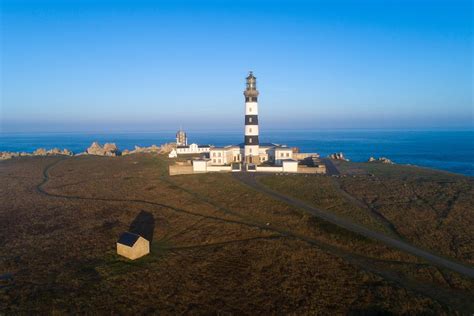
left=0, top=152, right=14, bottom=160
left=123, top=143, right=174, bottom=155
left=329, top=152, right=349, bottom=161
left=33, top=148, right=47, bottom=156
left=86, top=142, right=104, bottom=155
left=368, top=157, right=394, bottom=164
left=48, top=148, right=62, bottom=155
left=61, top=149, right=73, bottom=156
left=380, top=157, right=394, bottom=164
left=86, top=142, right=120, bottom=156
left=103, top=143, right=120, bottom=156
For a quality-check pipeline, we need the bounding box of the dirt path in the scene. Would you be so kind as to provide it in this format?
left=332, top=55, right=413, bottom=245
left=233, top=172, right=474, bottom=279
left=34, top=158, right=474, bottom=312
left=330, top=178, right=403, bottom=238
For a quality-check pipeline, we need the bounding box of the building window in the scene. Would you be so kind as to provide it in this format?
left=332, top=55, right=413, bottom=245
left=213, top=159, right=216, bottom=163
left=286, top=153, right=290, bottom=157
left=218, top=159, right=221, bottom=163
left=218, top=152, right=221, bottom=157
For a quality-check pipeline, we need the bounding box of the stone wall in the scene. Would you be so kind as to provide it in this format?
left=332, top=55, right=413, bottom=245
left=169, top=165, right=194, bottom=176
left=297, top=165, right=326, bottom=174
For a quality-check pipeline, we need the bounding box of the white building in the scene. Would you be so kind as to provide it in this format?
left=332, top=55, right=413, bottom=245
left=170, top=129, right=211, bottom=158
left=208, top=143, right=294, bottom=166
left=176, top=143, right=211, bottom=155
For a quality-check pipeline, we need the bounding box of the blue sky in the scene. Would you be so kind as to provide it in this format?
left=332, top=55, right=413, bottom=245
left=1, top=0, right=473, bottom=132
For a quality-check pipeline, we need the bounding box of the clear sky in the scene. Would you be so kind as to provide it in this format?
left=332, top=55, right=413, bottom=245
left=1, top=0, right=473, bottom=132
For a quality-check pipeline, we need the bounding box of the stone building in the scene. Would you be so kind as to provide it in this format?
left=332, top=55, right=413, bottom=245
left=116, top=232, right=150, bottom=260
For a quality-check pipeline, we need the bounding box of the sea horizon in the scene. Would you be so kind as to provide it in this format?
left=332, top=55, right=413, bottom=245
left=1, top=129, right=473, bottom=177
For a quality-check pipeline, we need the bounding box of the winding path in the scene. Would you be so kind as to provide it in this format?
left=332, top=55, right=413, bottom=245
left=233, top=172, right=474, bottom=279
left=34, top=158, right=474, bottom=312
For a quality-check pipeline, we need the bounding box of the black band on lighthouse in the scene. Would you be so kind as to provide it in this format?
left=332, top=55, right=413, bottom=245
left=244, top=136, right=259, bottom=145
left=245, top=115, right=258, bottom=125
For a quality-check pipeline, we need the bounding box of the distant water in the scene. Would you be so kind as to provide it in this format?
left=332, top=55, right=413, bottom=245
left=1, top=130, right=473, bottom=176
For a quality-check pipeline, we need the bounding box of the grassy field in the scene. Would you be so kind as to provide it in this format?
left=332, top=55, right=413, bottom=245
left=260, top=161, right=473, bottom=266
left=0, top=154, right=473, bottom=314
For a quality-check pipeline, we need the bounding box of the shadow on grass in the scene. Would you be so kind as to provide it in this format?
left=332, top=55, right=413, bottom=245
left=129, top=210, right=155, bottom=243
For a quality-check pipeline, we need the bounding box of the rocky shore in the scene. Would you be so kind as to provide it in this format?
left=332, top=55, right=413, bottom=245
left=368, top=156, right=394, bottom=164
left=329, top=152, right=349, bottom=161
left=0, top=141, right=175, bottom=161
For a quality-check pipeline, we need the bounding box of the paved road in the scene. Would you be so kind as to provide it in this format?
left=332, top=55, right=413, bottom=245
left=233, top=173, right=474, bottom=279
left=320, top=158, right=340, bottom=176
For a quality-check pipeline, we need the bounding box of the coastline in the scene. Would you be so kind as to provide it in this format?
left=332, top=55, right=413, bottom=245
left=1, top=130, right=473, bottom=176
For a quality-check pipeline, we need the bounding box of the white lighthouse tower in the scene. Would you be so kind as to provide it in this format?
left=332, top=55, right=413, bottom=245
left=243, top=71, right=260, bottom=164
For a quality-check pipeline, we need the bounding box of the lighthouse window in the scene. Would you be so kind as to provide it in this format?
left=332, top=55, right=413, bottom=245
left=249, top=128, right=252, bottom=133
left=249, top=117, right=252, bottom=123
left=249, top=138, right=252, bottom=143
left=249, top=107, right=252, bottom=112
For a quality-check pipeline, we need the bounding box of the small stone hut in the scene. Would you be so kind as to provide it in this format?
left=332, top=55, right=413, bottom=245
left=117, top=232, right=150, bottom=260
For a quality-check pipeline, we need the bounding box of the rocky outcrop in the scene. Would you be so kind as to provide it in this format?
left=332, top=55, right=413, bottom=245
left=160, top=143, right=175, bottom=154
left=33, top=148, right=47, bottom=156
left=30, top=147, right=73, bottom=156
left=1, top=148, right=73, bottom=160
left=368, top=157, right=394, bottom=164
left=0, top=152, right=16, bottom=160
left=86, top=142, right=120, bottom=156
left=329, top=152, right=349, bottom=161
left=122, top=143, right=175, bottom=156
left=1, top=141, right=174, bottom=161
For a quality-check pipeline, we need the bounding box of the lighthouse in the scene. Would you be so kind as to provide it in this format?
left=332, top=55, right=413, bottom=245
left=243, top=71, right=260, bottom=164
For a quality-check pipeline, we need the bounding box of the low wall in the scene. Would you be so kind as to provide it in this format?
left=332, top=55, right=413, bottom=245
left=206, top=166, right=232, bottom=172
left=297, top=165, right=326, bottom=174
left=293, top=153, right=320, bottom=160
left=169, top=165, right=194, bottom=175
left=256, top=166, right=284, bottom=172
left=170, top=163, right=326, bottom=175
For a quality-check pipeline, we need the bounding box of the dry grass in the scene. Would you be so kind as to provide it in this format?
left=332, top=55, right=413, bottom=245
left=259, top=161, right=474, bottom=266
left=0, top=155, right=472, bottom=314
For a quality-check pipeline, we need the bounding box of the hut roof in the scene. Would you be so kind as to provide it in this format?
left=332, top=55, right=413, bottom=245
left=117, top=232, right=141, bottom=247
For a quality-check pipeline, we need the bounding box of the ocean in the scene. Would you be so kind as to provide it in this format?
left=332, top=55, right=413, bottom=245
left=1, top=130, right=473, bottom=176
